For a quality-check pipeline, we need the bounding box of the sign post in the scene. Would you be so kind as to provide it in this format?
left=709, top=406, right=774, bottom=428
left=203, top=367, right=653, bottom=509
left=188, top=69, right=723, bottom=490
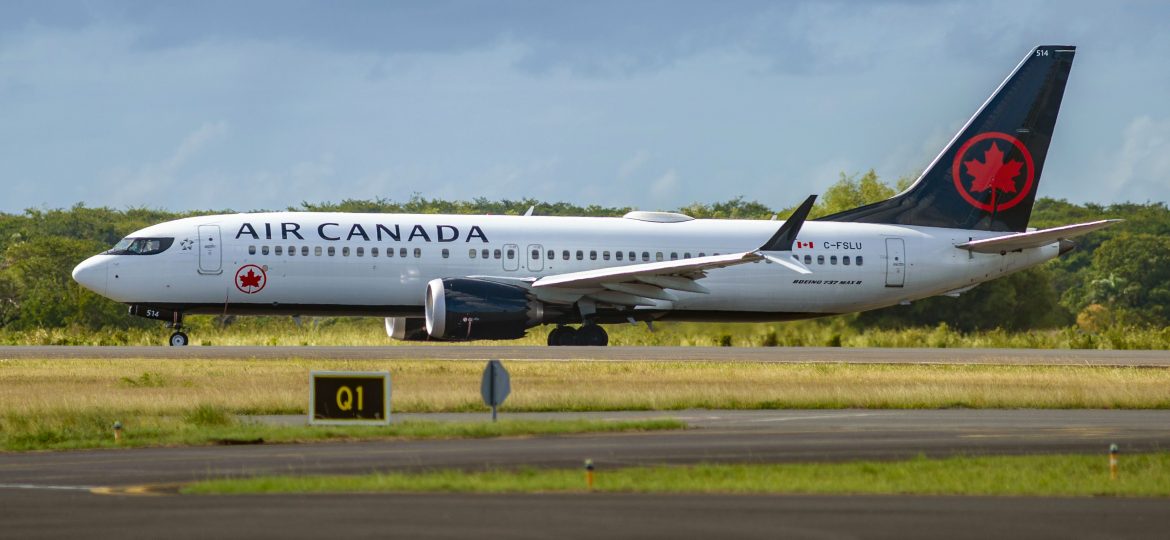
left=309, top=371, right=391, bottom=426
left=480, top=360, right=511, bottom=422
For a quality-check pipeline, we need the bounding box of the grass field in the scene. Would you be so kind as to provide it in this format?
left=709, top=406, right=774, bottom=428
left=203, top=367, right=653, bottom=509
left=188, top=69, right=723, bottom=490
left=0, top=414, right=683, bottom=452
left=3, top=358, right=1169, bottom=451
left=5, top=316, right=1170, bottom=349
left=183, top=453, right=1170, bottom=497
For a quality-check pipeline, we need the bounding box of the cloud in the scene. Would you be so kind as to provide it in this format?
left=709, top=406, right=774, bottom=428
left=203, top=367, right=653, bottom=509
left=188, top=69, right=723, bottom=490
left=617, top=150, right=650, bottom=180
left=650, top=169, right=680, bottom=206
left=104, top=121, right=228, bottom=206
left=1105, top=116, right=1170, bottom=201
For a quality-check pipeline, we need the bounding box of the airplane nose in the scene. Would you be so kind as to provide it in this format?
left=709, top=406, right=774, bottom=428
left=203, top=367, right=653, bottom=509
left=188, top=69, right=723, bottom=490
left=72, top=256, right=108, bottom=295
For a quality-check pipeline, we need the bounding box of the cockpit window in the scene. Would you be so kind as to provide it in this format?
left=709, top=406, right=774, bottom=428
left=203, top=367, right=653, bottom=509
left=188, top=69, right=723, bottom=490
left=107, top=237, right=175, bottom=255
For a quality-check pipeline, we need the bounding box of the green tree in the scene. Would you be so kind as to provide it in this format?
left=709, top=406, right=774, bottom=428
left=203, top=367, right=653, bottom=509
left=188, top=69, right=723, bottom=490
left=1, top=236, right=131, bottom=329
left=1070, top=233, right=1170, bottom=325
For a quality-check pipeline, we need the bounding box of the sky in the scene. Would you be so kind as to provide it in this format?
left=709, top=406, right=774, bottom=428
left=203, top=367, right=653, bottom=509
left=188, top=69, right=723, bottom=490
left=2, top=0, right=1169, bottom=213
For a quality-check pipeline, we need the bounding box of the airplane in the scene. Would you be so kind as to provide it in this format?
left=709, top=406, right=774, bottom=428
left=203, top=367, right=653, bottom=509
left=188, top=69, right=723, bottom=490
left=72, top=45, right=1118, bottom=347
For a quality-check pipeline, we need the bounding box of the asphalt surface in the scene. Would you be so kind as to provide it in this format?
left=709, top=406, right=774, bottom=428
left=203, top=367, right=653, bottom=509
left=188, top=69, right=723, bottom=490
left=2, top=409, right=1169, bottom=538
left=3, top=345, right=1170, bottom=366
left=4, top=490, right=1167, bottom=540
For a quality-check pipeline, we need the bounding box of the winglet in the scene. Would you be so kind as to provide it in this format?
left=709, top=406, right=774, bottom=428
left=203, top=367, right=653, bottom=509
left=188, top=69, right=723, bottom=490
left=759, top=195, right=817, bottom=252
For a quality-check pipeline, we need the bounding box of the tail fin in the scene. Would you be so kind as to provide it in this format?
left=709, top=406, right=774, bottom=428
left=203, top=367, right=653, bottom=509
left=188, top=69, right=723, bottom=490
left=819, top=45, right=1075, bottom=232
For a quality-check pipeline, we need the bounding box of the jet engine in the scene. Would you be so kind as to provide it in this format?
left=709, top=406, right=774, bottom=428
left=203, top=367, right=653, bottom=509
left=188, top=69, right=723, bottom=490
left=384, top=317, right=431, bottom=341
left=424, top=278, right=552, bottom=340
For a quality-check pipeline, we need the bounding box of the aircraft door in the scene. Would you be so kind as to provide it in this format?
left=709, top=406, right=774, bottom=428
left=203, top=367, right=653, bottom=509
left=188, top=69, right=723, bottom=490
left=885, top=237, right=905, bottom=287
left=527, top=244, right=544, bottom=272
left=502, top=243, right=519, bottom=271
left=198, top=225, right=223, bottom=275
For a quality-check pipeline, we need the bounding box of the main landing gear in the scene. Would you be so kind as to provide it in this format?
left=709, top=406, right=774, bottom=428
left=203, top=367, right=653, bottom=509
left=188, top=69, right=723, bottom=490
left=547, top=324, right=609, bottom=347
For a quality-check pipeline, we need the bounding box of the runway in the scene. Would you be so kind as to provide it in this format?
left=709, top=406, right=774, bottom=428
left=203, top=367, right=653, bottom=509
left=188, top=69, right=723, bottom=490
left=2, top=411, right=1170, bottom=537
left=3, top=345, right=1169, bottom=366
left=2, top=409, right=1169, bottom=538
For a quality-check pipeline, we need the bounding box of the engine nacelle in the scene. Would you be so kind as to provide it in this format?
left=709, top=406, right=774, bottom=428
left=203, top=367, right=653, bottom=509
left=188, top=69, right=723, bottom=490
left=384, top=317, right=431, bottom=341
left=424, top=278, right=546, bottom=341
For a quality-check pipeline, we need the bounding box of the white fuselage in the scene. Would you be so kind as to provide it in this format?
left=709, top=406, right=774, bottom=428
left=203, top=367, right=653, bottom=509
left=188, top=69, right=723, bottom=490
left=72, top=212, right=1059, bottom=322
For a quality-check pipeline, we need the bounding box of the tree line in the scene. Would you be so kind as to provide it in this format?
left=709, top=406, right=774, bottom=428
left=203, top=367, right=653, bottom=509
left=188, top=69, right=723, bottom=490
left=1, top=170, right=1166, bottom=332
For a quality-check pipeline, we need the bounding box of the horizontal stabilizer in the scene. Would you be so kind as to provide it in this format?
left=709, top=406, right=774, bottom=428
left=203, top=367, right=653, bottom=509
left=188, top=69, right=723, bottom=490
left=955, top=219, right=1121, bottom=253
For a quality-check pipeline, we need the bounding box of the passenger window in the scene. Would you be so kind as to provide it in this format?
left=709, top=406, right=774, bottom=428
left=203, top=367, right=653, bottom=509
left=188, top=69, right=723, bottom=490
left=698, top=252, right=706, bottom=257
left=804, top=254, right=812, bottom=264
left=387, top=247, right=395, bottom=258
left=603, top=251, right=610, bottom=261
left=684, top=253, right=692, bottom=259
left=357, top=247, right=364, bottom=257
left=506, top=248, right=515, bottom=260
left=856, top=256, right=864, bottom=266
left=616, top=251, right=623, bottom=261
left=547, top=250, right=554, bottom=260
left=262, top=246, right=270, bottom=256
left=442, top=248, right=449, bottom=259
left=494, top=249, right=501, bottom=259
left=628, top=251, right=635, bottom=261
left=482, top=249, right=490, bottom=259
left=274, top=246, right=282, bottom=256
left=817, top=255, right=824, bottom=265
left=670, top=252, right=678, bottom=260
left=532, top=249, right=540, bottom=260
left=400, top=248, right=408, bottom=258
left=414, top=248, right=421, bottom=258
left=589, top=250, right=597, bottom=261
left=342, top=247, right=350, bottom=257
left=302, top=246, right=309, bottom=256
left=642, top=252, right=650, bottom=262
left=248, top=246, right=256, bottom=255
left=843, top=256, right=850, bottom=266
left=315, top=246, right=322, bottom=256
left=469, top=249, right=477, bottom=259
left=830, top=255, right=837, bottom=265
left=576, top=250, right=584, bottom=260
left=288, top=245, right=295, bottom=256
left=655, top=252, right=663, bottom=261
left=562, top=250, right=570, bottom=260
left=372, top=247, right=379, bottom=257
left=328, top=246, right=335, bottom=256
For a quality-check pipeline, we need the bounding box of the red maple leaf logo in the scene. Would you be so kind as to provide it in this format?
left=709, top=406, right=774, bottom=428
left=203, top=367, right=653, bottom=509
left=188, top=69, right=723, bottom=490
left=238, top=269, right=262, bottom=288
left=964, top=142, right=1023, bottom=194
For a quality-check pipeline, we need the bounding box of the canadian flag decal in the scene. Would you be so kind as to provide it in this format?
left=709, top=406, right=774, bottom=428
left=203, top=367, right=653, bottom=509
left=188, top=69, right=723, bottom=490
left=795, top=241, right=814, bottom=249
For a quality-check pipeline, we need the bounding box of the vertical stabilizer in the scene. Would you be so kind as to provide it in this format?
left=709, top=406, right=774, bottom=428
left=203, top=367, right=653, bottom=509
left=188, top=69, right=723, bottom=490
left=819, top=45, right=1075, bottom=232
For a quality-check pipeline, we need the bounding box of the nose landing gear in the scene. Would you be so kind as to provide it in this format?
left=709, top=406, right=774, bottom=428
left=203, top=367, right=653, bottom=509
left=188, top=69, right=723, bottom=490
left=168, top=331, right=189, bottom=347
left=166, top=312, right=188, bottom=347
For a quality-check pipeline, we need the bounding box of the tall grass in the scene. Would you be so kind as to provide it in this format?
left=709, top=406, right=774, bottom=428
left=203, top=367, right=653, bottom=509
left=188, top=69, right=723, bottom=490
left=4, top=317, right=1170, bottom=349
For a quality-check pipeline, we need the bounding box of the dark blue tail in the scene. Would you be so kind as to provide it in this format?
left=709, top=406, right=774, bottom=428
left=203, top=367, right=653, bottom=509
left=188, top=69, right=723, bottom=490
left=819, top=45, right=1075, bottom=232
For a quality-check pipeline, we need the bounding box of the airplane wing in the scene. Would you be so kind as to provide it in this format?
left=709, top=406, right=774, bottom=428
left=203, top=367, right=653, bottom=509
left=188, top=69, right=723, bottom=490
left=955, top=219, right=1122, bottom=254
left=520, top=195, right=817, bottom=307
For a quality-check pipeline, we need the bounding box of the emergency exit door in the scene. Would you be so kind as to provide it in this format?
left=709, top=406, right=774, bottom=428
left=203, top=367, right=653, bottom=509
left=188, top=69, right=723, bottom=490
left=885, top=237, right=905, bottom=287
left=198, top=224, right=222, bottom=275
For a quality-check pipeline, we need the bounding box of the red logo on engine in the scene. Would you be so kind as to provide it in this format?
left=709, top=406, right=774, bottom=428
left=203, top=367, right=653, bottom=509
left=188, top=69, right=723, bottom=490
left=951, top=132, right=1035, bottom=212
left=235, top=264, right=267, bottom=294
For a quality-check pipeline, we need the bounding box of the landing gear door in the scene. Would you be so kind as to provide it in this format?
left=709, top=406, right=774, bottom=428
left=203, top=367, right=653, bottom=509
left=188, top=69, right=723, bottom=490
left=527, top=244, right=544, bottom=272
left=502, top=243, right=520, bottom=271
left=198, top=224, right=223, bottom=275
left=885, top=237, right=905, bottom=287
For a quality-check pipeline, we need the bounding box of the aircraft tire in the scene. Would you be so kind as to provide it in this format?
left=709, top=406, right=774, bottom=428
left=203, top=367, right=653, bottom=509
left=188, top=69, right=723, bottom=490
left=169, top=332, right=189, bottom=347
left=549, top=326, right=576, bottom=346
left=576, top=324, right=608, bottom=346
